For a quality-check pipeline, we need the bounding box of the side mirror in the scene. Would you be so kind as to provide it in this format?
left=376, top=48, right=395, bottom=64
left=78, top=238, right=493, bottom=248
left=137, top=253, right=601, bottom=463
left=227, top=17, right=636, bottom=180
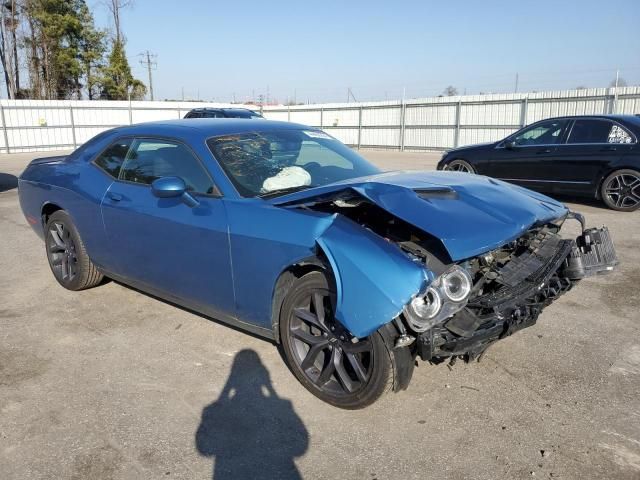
left=151, top=176, right=199, bottom=207
left=504, top=140, right=517, bottom=150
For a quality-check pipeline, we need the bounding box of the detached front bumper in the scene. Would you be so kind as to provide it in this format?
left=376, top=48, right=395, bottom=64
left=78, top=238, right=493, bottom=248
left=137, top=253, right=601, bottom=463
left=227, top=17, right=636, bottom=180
left=415, top=226, right=618, bottom=362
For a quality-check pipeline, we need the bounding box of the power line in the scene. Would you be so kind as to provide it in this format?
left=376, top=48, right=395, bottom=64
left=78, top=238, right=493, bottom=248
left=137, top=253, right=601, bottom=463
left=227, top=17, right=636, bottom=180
left=138, top=51, right=157, bottom=101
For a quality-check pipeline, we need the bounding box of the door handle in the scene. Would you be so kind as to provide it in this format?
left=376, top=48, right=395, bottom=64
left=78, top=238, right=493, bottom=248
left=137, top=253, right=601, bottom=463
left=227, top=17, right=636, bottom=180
left=536, top=148, right=552, bottom=154
left=599, top=146, right=617, bottom=152
left=106, top=192, right=122, bottom=202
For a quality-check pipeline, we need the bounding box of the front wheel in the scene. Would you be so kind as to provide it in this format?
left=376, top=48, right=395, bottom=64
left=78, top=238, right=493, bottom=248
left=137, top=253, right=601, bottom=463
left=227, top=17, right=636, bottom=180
left=279, top=271, right=394, bottom=409
left=600, top=169, right=640, bottom=211
left=443, top=159, right=476, bottom=173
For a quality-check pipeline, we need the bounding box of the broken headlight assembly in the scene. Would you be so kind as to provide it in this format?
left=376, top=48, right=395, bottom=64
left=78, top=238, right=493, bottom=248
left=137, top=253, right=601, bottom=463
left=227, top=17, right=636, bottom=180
left=404, top=265, right=472, bottom=332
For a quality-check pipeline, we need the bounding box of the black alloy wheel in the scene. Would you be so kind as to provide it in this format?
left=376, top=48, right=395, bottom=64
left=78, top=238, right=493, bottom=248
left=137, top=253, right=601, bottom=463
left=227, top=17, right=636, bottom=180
left=279, top=271, right=393, bottom=409
left=45, top=210, right=104, bottom=290
left=601, top=169, right=640, bottom=212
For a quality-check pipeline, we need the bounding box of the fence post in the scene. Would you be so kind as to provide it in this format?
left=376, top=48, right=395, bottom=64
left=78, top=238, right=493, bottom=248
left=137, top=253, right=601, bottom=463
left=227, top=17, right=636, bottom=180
left=287, top=104, right=291, bottom=122
left=320, top=107, right=324, bottom=129
left=400, top=99, right=406, bottom=151
left=454, top=100, right=461, bottom=148
left=520, top=97, right=528, bottom=127
left=0, top=102, right=9, bottom=154
left=128, top=97, right=133, bottom=124
left=357, top=106, right=363, bottom=149
left=69, top=106, right=77, bottom=149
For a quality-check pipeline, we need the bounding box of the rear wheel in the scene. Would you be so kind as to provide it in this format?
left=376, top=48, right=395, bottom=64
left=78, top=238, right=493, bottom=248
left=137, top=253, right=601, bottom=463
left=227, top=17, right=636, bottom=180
left=444, top=159, right=476, bottom=173
left=601, top=169, right=640, bottom=211
left=45, top=210, right=104, bottom=290
left=279, top=271, right=394, bottom=409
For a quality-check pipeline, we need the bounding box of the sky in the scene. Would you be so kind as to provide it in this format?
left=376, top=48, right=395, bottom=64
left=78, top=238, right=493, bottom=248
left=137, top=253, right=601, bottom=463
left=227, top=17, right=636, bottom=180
left=91, top=0, right=640, bottom=103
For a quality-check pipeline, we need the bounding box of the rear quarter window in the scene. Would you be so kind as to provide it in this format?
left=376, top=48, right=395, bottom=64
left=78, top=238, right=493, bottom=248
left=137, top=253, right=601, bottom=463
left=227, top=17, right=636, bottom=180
left=93, top=139, right=133, bottom=178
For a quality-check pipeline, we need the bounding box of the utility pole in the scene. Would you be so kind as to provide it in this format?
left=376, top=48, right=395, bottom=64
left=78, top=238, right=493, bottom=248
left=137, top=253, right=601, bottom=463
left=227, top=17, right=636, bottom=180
left=138, top=51, right=157, bottom=101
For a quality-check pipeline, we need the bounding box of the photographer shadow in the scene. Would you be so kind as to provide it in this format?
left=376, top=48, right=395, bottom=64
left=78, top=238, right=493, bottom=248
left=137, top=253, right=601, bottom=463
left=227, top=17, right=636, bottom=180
left=196, top=349, right=309, bottom=480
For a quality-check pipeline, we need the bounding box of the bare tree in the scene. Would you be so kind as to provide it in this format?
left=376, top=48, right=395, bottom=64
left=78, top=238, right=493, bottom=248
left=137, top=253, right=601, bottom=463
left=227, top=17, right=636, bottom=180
left=0, top=0, right=20, bottom=98
left=102, top=0, right=133, bottom=44
left=442, top=85, right=458, bottom=96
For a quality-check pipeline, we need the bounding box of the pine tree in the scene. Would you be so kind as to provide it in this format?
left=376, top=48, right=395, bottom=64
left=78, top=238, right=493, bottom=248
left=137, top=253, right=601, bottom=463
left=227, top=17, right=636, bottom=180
left=99, top=39, right=146, bottom=100
left=78, top=1, right=106, bottom=99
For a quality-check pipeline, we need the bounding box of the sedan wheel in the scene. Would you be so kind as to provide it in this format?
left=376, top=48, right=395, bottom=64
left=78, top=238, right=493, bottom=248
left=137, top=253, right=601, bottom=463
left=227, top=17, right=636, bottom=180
left=444, top=159, right=476, bottom=173
left=280, top=271, right=393, bottom=409
left=601, top=169, right=640, bottom=212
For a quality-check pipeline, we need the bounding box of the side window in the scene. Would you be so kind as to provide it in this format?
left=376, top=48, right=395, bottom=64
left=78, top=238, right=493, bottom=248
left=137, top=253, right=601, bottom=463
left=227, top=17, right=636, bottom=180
left=512, top=120, right=567, bottom=146
left=567, top=119, right=622, bottom=144
left=120, top=139, right=216, bottom=194
left=94, top=138, right=132, bottom=178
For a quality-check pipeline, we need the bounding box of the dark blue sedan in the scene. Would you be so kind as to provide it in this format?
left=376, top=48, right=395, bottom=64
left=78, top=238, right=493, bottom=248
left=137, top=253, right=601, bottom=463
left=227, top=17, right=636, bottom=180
left=18, top=119, right=618, bottom=408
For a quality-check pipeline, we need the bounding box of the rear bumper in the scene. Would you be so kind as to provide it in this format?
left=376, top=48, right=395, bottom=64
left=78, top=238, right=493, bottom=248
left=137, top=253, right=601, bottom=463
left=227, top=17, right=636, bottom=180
left=415, top=226, right=618, bottom=362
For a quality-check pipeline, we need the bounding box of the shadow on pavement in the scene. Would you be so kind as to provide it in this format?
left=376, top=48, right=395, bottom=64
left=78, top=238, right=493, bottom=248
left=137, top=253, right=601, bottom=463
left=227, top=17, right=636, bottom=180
left=551, top=193, right=612, bottom=212
left=0, top=173, right=18, bottom=192
left=196, top=349, right=308, bottom=480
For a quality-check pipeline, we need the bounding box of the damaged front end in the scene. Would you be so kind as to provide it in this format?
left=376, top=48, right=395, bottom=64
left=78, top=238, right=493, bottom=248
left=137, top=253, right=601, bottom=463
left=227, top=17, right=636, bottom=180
left=273, top=174, right=619, bottom=392
left=404, top=218, right=618, bottom=365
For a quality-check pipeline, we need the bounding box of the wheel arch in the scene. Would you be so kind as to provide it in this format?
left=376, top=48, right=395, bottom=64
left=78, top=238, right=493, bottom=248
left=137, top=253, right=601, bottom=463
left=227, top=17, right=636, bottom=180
left=270, top=255, right=329, bottom=343
left=41, top=202, right=63, bottom=226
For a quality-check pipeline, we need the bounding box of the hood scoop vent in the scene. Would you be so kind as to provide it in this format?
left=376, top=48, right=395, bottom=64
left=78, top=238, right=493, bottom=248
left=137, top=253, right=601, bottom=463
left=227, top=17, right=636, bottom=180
left=414, top=187, right=458, bottom=200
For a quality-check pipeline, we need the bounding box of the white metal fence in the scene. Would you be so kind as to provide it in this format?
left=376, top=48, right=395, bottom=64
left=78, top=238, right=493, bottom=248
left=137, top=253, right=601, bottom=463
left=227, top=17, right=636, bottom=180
left=0, top=86, right=638, bottom=154
left=263, top=86, right=640, bottom=150
left=0, top=100, right=244, bottom=154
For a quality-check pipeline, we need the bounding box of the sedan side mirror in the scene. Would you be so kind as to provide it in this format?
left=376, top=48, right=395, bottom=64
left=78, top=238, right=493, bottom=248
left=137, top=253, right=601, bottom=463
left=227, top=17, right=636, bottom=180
left=151, top=176, right=199, bottom=207
left=504, top=140, right=517, bottom=150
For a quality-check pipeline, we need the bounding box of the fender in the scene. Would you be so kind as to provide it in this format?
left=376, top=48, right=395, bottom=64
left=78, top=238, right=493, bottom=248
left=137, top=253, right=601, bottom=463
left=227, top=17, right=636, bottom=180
left=316, top=214, right=431, bottom=338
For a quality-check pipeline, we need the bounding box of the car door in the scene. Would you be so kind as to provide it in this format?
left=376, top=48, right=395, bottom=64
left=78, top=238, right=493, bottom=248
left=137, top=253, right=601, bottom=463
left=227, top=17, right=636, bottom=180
left=547, top=119, right=633, bottom=196
left=100, top=137, right=235, bottom=321
left=486, top=119, right=569, bottom=192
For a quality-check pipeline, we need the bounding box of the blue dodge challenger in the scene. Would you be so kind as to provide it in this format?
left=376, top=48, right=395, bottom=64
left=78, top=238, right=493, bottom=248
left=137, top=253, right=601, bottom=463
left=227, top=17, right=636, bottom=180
left=18, top=119, right=618, bottom=408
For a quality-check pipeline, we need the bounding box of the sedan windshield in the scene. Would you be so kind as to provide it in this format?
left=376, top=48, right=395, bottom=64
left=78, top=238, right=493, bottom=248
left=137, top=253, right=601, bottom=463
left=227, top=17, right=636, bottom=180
left=207, top=129, right=381, bottom=197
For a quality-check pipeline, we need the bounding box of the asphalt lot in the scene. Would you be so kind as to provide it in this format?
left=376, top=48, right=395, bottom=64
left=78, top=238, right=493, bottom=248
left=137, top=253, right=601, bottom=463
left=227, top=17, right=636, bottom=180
left=1, top=149, right=639, bottom=480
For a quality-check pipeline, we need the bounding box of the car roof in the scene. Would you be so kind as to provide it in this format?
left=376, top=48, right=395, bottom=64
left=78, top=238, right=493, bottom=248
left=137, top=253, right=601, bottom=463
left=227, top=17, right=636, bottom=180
left=188, top=107, right=258, bottom=113
left=108, top=118, right=309, bottom=138
left=535, top=114, right=639, bottom=123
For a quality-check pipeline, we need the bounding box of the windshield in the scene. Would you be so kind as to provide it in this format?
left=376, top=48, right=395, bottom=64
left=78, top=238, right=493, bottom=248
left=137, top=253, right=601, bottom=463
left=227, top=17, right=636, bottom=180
left=225, top=109, right=262, bottom=118
left=207, top=129, right=381, bottom=197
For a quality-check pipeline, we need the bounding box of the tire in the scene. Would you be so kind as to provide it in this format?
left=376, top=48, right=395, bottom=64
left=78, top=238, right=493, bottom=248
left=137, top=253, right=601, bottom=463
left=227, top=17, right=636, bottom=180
left=443, top=159, right=476, bottom=174
left=600, top=169, right=640, bottom=212
left=279, top=271, right=394, bottom=409
left=45, top=210, right=104, bottom=290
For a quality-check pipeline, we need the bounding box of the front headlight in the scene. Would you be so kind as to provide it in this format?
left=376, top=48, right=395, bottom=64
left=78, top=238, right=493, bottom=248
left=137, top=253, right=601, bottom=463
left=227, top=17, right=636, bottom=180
left=442, top=267, right=472, bottom=302
left=409, top=287, right=441, bottom=319
left=404, top=265, right=473, bottom=333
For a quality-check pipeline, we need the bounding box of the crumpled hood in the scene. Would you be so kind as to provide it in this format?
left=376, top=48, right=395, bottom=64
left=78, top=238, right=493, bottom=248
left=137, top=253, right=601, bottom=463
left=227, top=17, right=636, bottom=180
left=270, top=171, right=568, bottom=261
